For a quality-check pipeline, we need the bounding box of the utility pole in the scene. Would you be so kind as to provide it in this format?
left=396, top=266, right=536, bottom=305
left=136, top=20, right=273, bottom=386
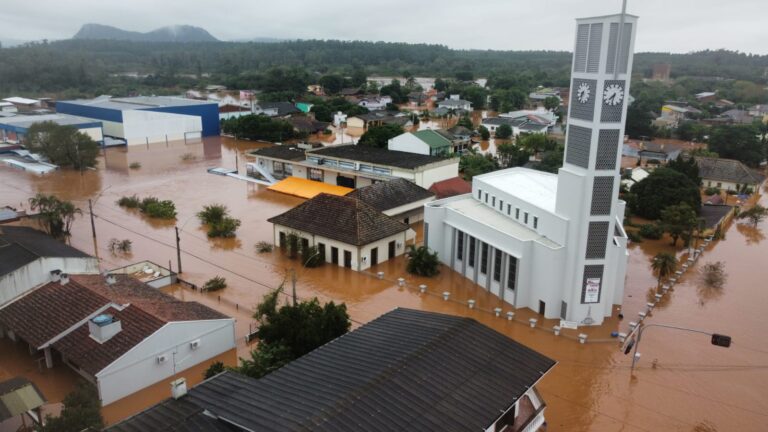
left=175, top=226, right=182, bottom=274
left=627, top=323, right=731, bottom=370
left=88, top=199, right=96, bottom=239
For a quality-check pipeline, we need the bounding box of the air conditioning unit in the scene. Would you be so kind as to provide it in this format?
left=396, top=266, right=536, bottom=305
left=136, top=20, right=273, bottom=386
left=190, top=339, right=201, bottom=350
left=156, top=354, right=168, bottom=364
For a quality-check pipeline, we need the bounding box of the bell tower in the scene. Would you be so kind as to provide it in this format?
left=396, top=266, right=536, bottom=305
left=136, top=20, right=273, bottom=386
left=555, top=7, right=637, bottom=324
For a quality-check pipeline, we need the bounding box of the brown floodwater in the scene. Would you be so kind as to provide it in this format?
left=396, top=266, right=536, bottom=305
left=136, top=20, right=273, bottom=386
left=1, top=137, right=767, bottom=431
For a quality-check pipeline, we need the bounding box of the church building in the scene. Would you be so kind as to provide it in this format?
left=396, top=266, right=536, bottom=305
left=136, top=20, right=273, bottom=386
left=424, top=12, right=637, bottom=325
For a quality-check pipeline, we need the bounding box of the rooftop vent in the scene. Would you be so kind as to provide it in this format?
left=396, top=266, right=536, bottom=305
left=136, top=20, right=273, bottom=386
left=171, top=378, right=187, bottom=399
left=50, top=269, right=62, bottom=282
left=105, top=273, right=117, bottom=285
left=89, top=314, right=121, bottom=343
left=60, top=273, right=70, bottom=285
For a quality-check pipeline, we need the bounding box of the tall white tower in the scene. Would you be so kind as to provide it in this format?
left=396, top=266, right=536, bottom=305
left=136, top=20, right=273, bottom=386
left=555, top=11, right=637, bottom=324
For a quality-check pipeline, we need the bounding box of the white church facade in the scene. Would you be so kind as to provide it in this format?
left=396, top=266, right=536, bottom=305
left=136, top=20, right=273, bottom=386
left=424, top=13, right=637, bottom=325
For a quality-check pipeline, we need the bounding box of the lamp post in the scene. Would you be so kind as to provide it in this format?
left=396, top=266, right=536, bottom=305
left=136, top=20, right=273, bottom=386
left=627, top=323, right=731, bottom=370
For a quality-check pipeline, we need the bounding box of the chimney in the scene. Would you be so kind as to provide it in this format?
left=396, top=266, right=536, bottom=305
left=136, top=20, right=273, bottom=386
left=60, top=273, right=70, bottom=285
left=50, top=269, right=62, bottom=282
left=171, top=378, right=187, bottom=399
left=105, top=273, right=117, bottom=285
left=88, top=314, right=121, bottom=343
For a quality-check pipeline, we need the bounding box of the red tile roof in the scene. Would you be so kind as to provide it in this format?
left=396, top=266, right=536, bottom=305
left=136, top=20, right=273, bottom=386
left=428, top=176, right=472, bottom=199
left=0, top=281, right=108, bottom=348
left=52, top=305, right=165, bottom=375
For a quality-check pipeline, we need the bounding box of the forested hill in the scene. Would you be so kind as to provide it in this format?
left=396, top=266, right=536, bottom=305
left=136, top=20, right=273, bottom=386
left=72, top=24, right=219, bottom=43
left=0, top=38, right=766, bottom=97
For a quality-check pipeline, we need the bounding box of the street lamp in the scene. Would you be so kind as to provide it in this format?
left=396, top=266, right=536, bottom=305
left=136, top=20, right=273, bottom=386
left=625, top=323, right=732, bottom=370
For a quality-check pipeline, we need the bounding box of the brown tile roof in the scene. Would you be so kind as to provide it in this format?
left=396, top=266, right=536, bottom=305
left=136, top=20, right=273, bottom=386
left=72, top=275, right=228, bottom=322
left=346, top=178, right=434, bottom=212
left=428, top=176, right=472, bottom=199
left=267, top=193, right=409, bottom=246
left=0, top=281, right=108, bottom=348
left=52, top=305, right=165, bottom=375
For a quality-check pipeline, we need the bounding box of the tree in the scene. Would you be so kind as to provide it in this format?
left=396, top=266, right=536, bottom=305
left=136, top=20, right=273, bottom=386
left=667, top=154, right=701, bottom=185
left=517, top=133, right=557, bottom=156
left=28, top=194, right=81, bottom=239
left=202, top=276, right=227, bottom=291
left=460, top=152, right=498, bottom=180
left=651, top=252, right=678, bottom=289
left=26, top=121, right=100, bottom=171
left=203, top=361, right=225, bottom=379
left=532, top=145, right=565, bottom=173
left=319, top=74, right=345, bottom=94
left=434, top=78, right=448, bottom=92
left=739, top=204, right=768, bottom=226
left=495, top=124, right=513, bottom=139
left=496, top=143, right=530, bottom=168
left=660, top=203, right=699, bottom=247
left=456, top=115, right=473, bottom=129
left=38, top=381, right=103, bottom=432
left=237, top=288, right=351, bottom=379
left=700, top=261, right=727, bottom=289
left=625, top=102, right=657, bottom=139
left=478, top=125, right=490, bottom=140
left=630, top=168, right=701, bottom=220
left=349, top=66, right=367, bottom=88
left=708, top=125, right=764, bottom=167
left=405, top=245, right=440, bottom=277
left=358, top=124, right=403, bottom=148
left=455, top=70, right=474, bottom=81
left=197, top=204, right=240, bottom=237
left=543, top=96, right=560, bottom=111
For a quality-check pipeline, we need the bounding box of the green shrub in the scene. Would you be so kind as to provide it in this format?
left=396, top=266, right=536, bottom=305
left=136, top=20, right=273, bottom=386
left=203, top=276, right=227, bottom=291
left=116, top=195, right=140, bottom=208
left=301, top=245, right=323, bottom=268
left=140, top=197, right=177, bottom=219
left=405, top=245, right=440, bottom=277
left=203, top=361, right=226, bottom=379
left=256, top=241, right=273, bottom=253
left=208, top=216, right=241, bottom=238
left=638, top=223, right=663, bottom=240
left=626, top=230, right=643, bottom=243
left=704, top=186, right=720, bottom=196
left=197, top=204, right=228, bottom=225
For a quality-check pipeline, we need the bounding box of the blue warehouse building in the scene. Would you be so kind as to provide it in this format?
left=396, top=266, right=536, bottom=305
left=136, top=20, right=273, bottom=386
left=0, top=113, right=104, bottom=145
left=56, top=96, right=219, bottom=146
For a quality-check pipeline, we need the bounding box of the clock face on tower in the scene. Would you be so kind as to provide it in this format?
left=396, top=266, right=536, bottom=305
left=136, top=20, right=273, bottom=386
left=576, top=82, right=591, bottom=104
left=603, top=84, right=624, bottom=106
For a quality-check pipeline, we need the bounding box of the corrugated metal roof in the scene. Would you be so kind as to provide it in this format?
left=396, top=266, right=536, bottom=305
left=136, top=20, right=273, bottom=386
left=0, top=377, right=45, bottom=422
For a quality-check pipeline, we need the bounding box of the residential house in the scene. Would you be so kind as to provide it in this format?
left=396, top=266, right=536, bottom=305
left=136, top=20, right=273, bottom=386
left=287, top=116, right=329, bottom=135
left=528, top=88, right=562, bottom=107
left=1, top=97, right=40, bottom=112
left=107, top=308, right=556, bottom=432
left=357, top=95, right=392, bottom=111
left=0, top=226, right=99, bottom=306
left=695, top=92, right=718, bottom=103
left=436, top=96, right=472, bottom=111
left=441, top=126, right=473, bottom=153
left=387, top=129, right=453, bottom=156
left=347, top=178, right=435, bottom=224
left=249, top=144, right=459, bottom=189
left=218, top=104, right=252, bottom=121
left=694, top=156, right=766, bottom=192
left=656, top=104, right=702, bottom=128
left=407, top=91, right=427, bottom=105
left=721, top=109, right=756, bottom=125
left=500, top=109, right=558, bottom=128
left=253, top=102, right=299, bottom=118
left=481, top=117, right=548, bottom=136
left=636, top=142, right=679, bottom=164
left=346, top=111, right=410, bottom=129
left=268, top=193, right=411, bottom=271
left=0, top=274, right=235, bottom=407
left=748, top=104, right=768, bottom=123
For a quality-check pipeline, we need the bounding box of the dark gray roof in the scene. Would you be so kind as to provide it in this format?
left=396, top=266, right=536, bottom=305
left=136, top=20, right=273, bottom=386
left=105, top=395, right=230, bottom=432
left=0, top=226, right=90, bottom=277
left=251, top=144, right=307, bottom=162
left=108, top=308, right=555, bottom=432
left=258, top=102, right=299, bottom=116
left=268, top=193, right=409, bottom=245
left=482, top=117, right=525, bottom=126
left=694, top=156, right=766, bottom=185
left=347, top=178, right=434, bottom=212
left=309, top=145, right=446, bottom=170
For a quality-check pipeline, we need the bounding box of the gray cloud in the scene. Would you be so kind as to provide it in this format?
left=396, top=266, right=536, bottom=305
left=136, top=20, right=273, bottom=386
left=0, top=0, right=765, bottom=54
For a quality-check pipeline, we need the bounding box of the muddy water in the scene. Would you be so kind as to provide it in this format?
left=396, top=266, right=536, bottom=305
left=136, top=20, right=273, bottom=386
left=2, top=139, right=767, bottom=431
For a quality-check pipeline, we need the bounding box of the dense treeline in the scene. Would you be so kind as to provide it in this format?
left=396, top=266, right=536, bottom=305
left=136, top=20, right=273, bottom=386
left=1, top=38, right=765, bottom=98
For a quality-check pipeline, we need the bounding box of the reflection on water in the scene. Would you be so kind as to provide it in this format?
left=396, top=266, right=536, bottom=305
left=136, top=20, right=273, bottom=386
left=1, top=137, right=768, bottom=431
left=736, top=222, right=765, bottom=245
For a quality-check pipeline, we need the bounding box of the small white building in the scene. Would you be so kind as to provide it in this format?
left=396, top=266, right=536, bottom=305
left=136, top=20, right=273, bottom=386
left=387, top=129, right=453, bottom=156
left=481, top=117, right=548, bottom=136
left=357, top=95, right=392, bottom=111
left=425, top=12, right=638, bottom=326
left=0, top=274, right=235, bottom=407
left=268, top=193, right=412, bottom=271
left=437, top=97, right=472, bottom=111
left=695, top=156, right=766, bottom=192
left=346, top=178, right=436, bottom=224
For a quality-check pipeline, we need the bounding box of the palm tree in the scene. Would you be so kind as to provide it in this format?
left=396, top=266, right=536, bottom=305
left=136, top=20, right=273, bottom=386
left=651, top=252, right=677, bottom=289
left=406, top=245, right=440, bottom=277
left=28, top=193, right=82, bottom=239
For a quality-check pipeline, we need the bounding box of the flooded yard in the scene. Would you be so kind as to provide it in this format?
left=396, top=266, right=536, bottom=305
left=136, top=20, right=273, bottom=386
left=1, top=137, right=767, bottom=431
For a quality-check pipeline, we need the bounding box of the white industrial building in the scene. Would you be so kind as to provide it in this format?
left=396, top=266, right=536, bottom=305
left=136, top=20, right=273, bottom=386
left=424, top=13, right=637, bottom=325
left=56, top=96, right=219, bottom=146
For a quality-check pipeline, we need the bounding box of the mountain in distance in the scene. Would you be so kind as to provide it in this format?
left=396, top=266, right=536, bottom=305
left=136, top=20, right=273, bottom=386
left=72, top=23, right=218, bottom=42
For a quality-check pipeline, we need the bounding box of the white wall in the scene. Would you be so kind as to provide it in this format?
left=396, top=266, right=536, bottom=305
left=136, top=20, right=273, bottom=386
left=122, top=110, right=202, bottom=146
left=414, top=160, right=460, bottom=189
left=388, top=133, right=430, bottom=155
left=95, top=319, right=235, bottom=405
left=0, top=257, right=100, bottom=306
left=79, top=126, right=104, bottom=143
left=99, top=119, right=125, bottom=139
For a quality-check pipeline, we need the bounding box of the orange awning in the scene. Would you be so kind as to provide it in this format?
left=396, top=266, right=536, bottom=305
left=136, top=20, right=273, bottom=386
left=267, top=177, right=354, bottom=199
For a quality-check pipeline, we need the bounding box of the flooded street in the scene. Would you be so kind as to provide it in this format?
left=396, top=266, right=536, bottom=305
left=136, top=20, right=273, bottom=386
left=1, top=137, right=767, bottom=431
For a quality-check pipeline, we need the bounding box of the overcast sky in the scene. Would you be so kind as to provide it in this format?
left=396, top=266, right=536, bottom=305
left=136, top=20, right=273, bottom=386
left=1, top=0, right=766, bottom=54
